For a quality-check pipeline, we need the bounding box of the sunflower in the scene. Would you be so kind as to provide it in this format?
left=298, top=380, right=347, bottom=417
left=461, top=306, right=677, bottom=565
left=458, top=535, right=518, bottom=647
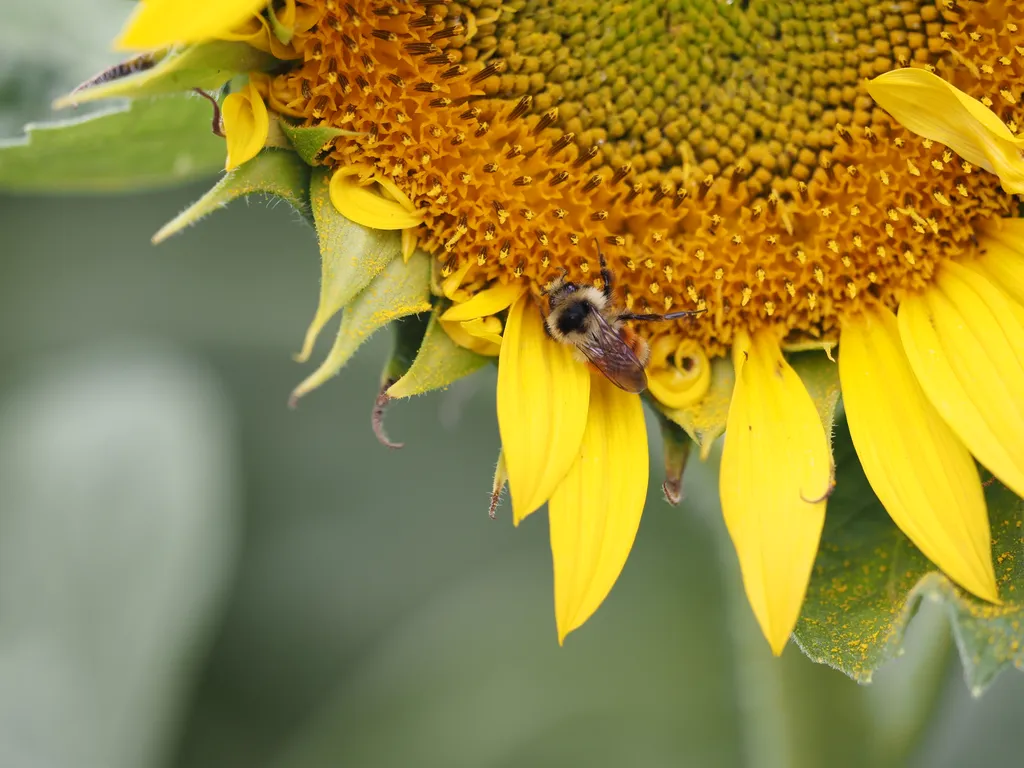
left=101, top=0, right=1024, bottom=654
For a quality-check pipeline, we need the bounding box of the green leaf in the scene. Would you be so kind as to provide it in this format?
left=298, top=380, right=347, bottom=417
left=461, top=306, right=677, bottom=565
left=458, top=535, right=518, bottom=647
left=294, top=168, right=402, bottom=363
left=280, top=122, right=360, bottom=166
left=0, top=95, right=224, bottom=193
left=53, top=42, right=274, bottom=107
left=153, top=149, right=311, bottom=243
left=795, top=415, right=1024, bottom=693
left=387, top=310, right=491, bottom=399
left=289, top=251, right=432, bottom=406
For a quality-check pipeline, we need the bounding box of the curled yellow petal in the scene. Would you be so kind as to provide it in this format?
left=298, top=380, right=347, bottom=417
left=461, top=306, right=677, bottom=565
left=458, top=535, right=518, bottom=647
left=497, top=294, right=589, bottom=524
left=115, top=0, right=268, bottom=50
left=899, top=261, right=1024, bottom=499
left=401, top=228, right=418, bottom=263
left=439, top=258, right=474, bottom=301
left=719, top=330, right=831, bottom=656
left=459, top=317, right=504, bottom=345
left=222, top=82, right=269, bottom=171
left=218, top=4, right=300, bottom=59
left=866, top=68, right=1024, bottom=193
left=840, top=306, right=998, bottom=603
left=645, top=336, right=711, bottom=410
left=328, top=167, right=423, bottom=230
left=549, top=373, right=648, bottom=643
left=440, top=282, right=525, bottom=322
left=439, top=317, right=503, bottom=356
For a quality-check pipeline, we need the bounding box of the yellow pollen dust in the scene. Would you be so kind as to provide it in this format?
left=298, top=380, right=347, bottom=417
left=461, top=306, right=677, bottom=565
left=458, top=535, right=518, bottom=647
left=273, top=0, right=1022, bottom=355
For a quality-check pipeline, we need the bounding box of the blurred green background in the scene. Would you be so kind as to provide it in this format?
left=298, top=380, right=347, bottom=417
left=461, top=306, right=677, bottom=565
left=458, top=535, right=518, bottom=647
left=4, top=3, right=1024, bottom=767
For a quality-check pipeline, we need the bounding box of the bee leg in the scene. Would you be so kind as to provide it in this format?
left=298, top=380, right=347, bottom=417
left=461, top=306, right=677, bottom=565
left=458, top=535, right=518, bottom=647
left=618, top=308, right=707, bottom=322
left=598, top=252, right=615, bottom=302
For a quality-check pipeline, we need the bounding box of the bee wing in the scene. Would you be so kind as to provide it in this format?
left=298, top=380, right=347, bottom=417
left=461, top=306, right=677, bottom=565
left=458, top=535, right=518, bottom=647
left=577, top=313, right=648, bottom=394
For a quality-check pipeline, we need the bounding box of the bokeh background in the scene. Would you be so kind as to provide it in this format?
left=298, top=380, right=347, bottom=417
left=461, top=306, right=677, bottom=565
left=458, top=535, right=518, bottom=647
left=3, top=3, right=1024, bottom=767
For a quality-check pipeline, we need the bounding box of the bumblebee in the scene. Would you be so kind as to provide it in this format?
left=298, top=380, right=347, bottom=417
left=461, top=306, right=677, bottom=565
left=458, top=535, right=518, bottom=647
left=542, top=244, right=703, bottom=394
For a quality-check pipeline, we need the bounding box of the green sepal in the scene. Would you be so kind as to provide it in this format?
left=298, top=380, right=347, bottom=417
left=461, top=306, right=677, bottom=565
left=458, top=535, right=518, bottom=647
left=0, top=95, right=223, bottom=193
left=658, top=356, right=734, bottom=459
left=289, top=251, right=432, bottom=406
left=387, top=310, right=491, bottom=399
left=372, top=314, right=433, bottom=449
left=789, top=349, right=841, bottom=451
left=489, top=451, right=509, bottom=519
left=381, top=314, right=433, bottom=386
left=280, top=122, right=361, bottom=166
left=54, top=42, right=275, bottom=108
left=267, top=5, right=295, bottom=45
left=152, top=149, right=311, bottom=243
left=652, top=411, right=692, bottom=506
left=295, top=168, right=402, bottom=362
left=795, top=416, right=1024, bottom=693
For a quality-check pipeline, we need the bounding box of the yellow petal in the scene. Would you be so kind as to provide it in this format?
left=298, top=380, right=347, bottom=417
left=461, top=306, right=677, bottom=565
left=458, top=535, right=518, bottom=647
left=549, top=372, right=648, bottom=643
left=976, top=220, right=1024, bottom=310
left=839, top=306, right=998, bottom=602
left=899, top=262, right=1024, bottom=499
left=719, top=330, right=831, bottom=656
left=115, top=0, right=268, bottom=50
left=440, top=283, right=526, bottom=322
left=497, top=294, right=589, bottom=524
left=866, top=68, right=1024, bottom=193
left=328, top=168, right=423, bottom=230
left=222, top=82, right=269, bottom=171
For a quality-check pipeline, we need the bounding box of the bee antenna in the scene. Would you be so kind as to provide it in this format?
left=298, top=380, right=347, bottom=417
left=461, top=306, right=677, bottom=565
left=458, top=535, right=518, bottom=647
left=540, top=267, right=569, bottom=295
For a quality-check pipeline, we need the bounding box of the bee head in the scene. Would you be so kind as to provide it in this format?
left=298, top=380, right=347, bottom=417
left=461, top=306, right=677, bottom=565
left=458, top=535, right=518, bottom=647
left=555, top=297, right=591, bottom=335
